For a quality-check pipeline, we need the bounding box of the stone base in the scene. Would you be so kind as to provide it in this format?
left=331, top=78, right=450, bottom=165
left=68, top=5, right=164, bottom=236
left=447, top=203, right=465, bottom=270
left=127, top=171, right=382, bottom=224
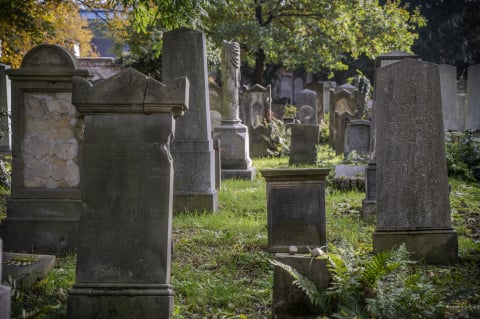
left=68, top=284, right=174, bottom=319
left=2, top=199, right=82, bottom=253
left=221, top=167, right=256, bottom=180
left=361, top=199, right=376, bottom=222
left=373, top=229, right=458, bottom=264
left=173, top=191, right=218, bottom=213
left=3, top=252, right=55, bottom=288
left=273, top=253, right=330, bottom=318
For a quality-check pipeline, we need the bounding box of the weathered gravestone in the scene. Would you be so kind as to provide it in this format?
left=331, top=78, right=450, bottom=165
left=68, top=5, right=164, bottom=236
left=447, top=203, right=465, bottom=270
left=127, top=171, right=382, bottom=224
left=209, top=80, right=223, bottom=132
left=344, top=119, right=370, bottom=158
left=261, top=168, right=329, bottom=253
left=0, top=240, right=11, bottom=319
left=305, top=81, right=336, bottom=123
left=0, top=64, right=11, bottom=155
left=67, top=68, right=189, bottom=318
left=329, top=84, right=357, bottom=155
left=292, top=77, right=304, bottom=103
left=289, top=124, right=320, bottom=166
left=362, top=51, right=419, bottom=221
left=213, top=40, right=255, bottom=180
left=295, top=89, right=317, bottom=125
left=162, top=28, right=218, bottom=211
left=456, top=79, right=468, bottom=132
left=440, top=64, right=459, bottom=131
left=466, top=64, right=480, bottom=131
left=2, top=44, right=89, bottom=253
left=373, top=59, right=458, bottom=264
left=243, top=84, right=272, bottom=157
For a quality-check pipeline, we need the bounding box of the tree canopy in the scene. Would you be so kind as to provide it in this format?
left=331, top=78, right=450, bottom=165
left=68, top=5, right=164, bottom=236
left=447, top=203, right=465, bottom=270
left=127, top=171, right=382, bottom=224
left=0, top=0, right=97, bottom=67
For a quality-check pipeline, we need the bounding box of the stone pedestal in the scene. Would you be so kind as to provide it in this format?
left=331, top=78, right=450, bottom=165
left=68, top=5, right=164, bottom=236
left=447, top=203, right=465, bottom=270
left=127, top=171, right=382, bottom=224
left=373, top=59, right=457, bottom=264
left=272, top=253, right=330, bottom=318
left=162, top=28, right=218, bottom=212
left=213, top=40, right=255, bottom=180
left=2, top=44, right=88, bottom=253
left=215, top=123, right=256, bottom=179
left=67, top=68, right=189, bottom=318
left=261, top=168, right=330, bottom=253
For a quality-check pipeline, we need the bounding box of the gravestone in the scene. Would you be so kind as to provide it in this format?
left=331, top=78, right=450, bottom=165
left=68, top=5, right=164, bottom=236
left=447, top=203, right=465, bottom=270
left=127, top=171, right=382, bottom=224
left=466, top=64, right=480, bottom=131
left=243, top=84, right=272, bottom=157
left=261, top=168, right=330, bottom=253
left=213, top=40, right=255, bottom=180
left=440, top=64, right=458, bottom=131
left=289, top=124, right=320, bottom=166
left=344, top=119, right=370, bottom=157
left=272, top=253, right=330, bottom=318
left=2, top=44, right=89, bottom=253
left=280, top=73, right=293, bottom=103
left=0, top=64, right=11, bottom=155
left=332, top=164, right=365, bottom=192
left=162, top=28, right=218, bottom=211
left=78, top=57, right=121, bottom=81
left=305, top=81, right=335, bottom=123
left=362, top=51, right=419, bottom=221
left=329, top=84, right=357, bottom=155
left=373, top=59, right=458, bottom=264
left=456, top=79, right=468, bottom=131
left=0, top=240, right=11, bottom=319
left=292, top=76, right=304, bottom=103
left=209, top=80, right=223, bottom=132
left=295, top=89, right=317, bottom=125
left=67, top=68, right=189, bottom=318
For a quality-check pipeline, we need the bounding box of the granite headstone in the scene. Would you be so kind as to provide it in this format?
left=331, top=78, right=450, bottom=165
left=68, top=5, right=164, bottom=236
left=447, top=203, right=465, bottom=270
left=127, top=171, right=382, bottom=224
left=3, top=44, right=88, bottom=253
left=289, top=124, right=320, bottom=166
left=373, top=59, right=458, bottom=264
left=67, top=68, right=189, bottom=318
left=466, top=64, right=480, bottom=131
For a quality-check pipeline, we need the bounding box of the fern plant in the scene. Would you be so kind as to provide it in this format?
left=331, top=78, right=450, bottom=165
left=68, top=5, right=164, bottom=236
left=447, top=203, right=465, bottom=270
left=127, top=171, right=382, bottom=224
left=271, top=244, right=443, bottom=318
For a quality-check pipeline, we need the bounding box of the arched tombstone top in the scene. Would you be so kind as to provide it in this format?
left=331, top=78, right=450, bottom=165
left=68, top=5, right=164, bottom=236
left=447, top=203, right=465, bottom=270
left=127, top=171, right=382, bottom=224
left=21, top=44, right=81, bottom=70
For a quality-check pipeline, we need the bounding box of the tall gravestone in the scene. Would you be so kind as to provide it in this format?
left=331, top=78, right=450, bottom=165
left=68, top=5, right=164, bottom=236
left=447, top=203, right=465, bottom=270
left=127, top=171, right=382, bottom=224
left=243, top=84, right=272, bottom=157
left=329, top=84, right=357, bottom=155
left=440, top=64, right=458, bottom=131
left=209, top=80, right=223, bottom=132
left=466, top=64, right=480, bottom=131
left=2, top=44, right=88, bottom=253
left=295, top=89, right=317, bottom=125
left=213, top=40, right=255, bottom=180
left=162, top=28, right=218, bottom=211
left=67, top=68, right=189, bottom=318
left=0, top=64, right=11, bottom=155
left=0, top=240, right=11, bottom=319
left=373, top=59, right=458, bottom=264
left=362, top=51, right=418, bottom=220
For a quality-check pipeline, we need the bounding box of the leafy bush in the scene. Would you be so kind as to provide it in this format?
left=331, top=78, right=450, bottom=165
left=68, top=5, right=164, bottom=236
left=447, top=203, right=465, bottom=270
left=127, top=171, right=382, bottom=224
left=446, top=131, right=480, bottom=181
left=264, top=118, right=291, bottom=157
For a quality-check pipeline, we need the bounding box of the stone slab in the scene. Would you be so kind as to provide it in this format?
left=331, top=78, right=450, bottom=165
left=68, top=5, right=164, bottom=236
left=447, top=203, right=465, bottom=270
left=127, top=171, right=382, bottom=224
left=3, top=199, right=81, bottom=253
left=373, top=229, right=458, bottom=264
left=261, top=169, right=329, bottom=253
left=289, top=124, right=320, bottom=166
left=272, top=253, right=330, bottom=318
left=2, top=252, right=55, bottom=288
left=221, top=167, right=256, bottom=180
left=466, top=64, right=480, bottom=130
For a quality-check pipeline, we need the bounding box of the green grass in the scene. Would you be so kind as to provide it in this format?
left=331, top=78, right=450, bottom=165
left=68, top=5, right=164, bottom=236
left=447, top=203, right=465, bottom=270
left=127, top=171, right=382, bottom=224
left=5, top=154, right=480, bottom=318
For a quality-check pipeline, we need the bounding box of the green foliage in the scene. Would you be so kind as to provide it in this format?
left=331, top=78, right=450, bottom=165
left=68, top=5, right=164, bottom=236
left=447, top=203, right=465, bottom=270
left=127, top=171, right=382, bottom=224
left=264, top=118, right=291, bottom=157
left=446, top=131, right=480, bottom=181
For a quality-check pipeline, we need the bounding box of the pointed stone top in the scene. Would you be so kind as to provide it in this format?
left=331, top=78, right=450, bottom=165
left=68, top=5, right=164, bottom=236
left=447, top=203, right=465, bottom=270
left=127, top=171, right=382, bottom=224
left=334, top=83, right=357, bottom=94
left=72, top=67, right=189, bottom=116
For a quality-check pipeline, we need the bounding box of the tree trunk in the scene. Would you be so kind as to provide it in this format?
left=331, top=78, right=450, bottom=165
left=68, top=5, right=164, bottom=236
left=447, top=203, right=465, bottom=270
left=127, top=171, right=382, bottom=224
left=254, top=48, right=265, bottom=85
